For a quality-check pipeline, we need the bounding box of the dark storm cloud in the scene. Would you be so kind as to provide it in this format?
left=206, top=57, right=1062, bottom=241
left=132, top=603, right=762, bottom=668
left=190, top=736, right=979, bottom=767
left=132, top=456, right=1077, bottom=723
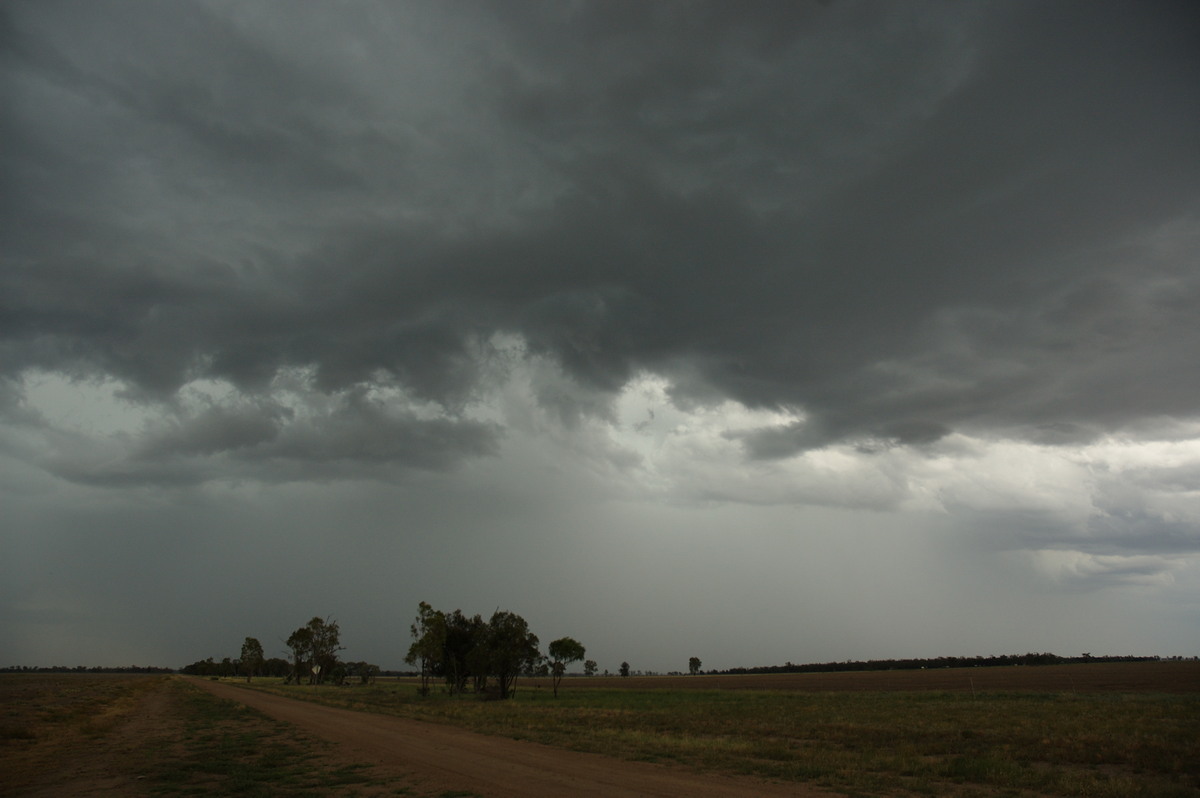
left=2, top=0, right=1198, bottom=473
left=141, top=399, right=286, bottom=457
left=8, top=1, right=1200, bottom=672
left=1086, top=512, right=1200, bottom=557
left=31, top=387, right=501, bottom=487
left=498, top=0, right=1200, bottom=452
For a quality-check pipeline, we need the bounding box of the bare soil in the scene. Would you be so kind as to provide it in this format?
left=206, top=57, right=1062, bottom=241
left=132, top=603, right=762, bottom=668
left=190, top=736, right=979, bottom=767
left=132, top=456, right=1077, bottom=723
left=191, top=677, right=839, bottom=797
left=3, top=675, right=172, bottom=796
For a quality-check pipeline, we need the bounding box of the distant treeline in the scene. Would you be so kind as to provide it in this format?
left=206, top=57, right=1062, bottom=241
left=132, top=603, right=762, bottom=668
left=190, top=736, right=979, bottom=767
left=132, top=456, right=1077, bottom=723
left=2, top=664, right=174, bottom=674
left=721, top=653, right=1161, bottom=675
left=179, top=656, right=294, bottom=679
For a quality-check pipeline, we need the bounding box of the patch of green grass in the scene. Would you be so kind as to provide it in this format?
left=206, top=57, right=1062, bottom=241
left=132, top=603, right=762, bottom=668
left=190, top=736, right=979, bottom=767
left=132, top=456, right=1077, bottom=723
left=244, top=679, right=1200, bottom=796
left=148, top=681, right=392, bottom=796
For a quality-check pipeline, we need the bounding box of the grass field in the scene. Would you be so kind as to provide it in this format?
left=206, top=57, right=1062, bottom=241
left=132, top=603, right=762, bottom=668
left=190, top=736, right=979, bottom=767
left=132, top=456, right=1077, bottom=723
left=0, top=673, right=431, bottom=796
left=3, top=663, right=1197, bottom=796
left=243, top=662, right=1200, bottom=797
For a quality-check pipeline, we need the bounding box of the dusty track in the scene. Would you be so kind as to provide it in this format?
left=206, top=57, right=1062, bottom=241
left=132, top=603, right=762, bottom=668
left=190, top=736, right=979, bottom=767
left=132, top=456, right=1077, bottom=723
left=189, top=677, right=835, bottom=797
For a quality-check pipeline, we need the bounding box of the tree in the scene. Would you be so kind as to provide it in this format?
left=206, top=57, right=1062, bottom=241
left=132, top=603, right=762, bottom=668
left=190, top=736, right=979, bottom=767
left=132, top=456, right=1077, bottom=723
left=619, top=661, right=630, bottom=678
left=286, top=626, right=312, bottom=684
left=181, top=657, right=218, bottom=676
left=443, top=610, right=486, bottom=695
left=346, top=661, right=379, bottom=685
left=305, top=617, right=342, bottom=684
left=482, top=610, right=540, bottom=699
left=406, top=601, right=446, bottom=696
left=689, top=656, right=702, bottom=676
left=583, top=659, right=598, bottom=677
left=262, top=657, right=289, bottom=678
left=240, top=637, right=264, bottom=683
left=548, top=637, right=586, bottom=698
left=465, top=630, right=492, bottom=694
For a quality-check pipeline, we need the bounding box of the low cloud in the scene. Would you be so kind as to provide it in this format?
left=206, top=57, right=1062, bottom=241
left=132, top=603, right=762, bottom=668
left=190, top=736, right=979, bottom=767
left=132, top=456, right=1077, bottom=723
left=13, top=372, right=500, bottom=488
left=1028, top=551, right=1185, bottom=590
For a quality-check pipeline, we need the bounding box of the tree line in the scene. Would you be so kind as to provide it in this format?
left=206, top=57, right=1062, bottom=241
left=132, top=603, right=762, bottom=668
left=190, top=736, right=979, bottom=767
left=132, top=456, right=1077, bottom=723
left=406, top=601, right=590, bottom=699
left=719, top=652, right=1162, bottom=676
left=180, top=616, right=380, bottom=685
left=177, top=605, right=595, bottom=697
left=1, top=665, right=175, bottom=674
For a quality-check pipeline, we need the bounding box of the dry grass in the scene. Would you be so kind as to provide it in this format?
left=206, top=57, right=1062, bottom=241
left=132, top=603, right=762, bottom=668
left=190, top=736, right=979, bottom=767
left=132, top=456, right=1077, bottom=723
left=0, top=674, right=436, bottom=796
left=244, top=665, right=1200, bottom=796
left=1, top=674, right=167, bottom=795
left=7, top=665, right=1194, bottom=796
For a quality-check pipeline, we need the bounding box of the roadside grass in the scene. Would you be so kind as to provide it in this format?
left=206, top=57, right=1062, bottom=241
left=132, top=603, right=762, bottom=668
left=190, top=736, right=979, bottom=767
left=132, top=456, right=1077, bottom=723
left=148, top=679, right=400, bottom=795
left=242, top=679, right=1200, bottom=796
left=0, top=674, right=424, bottom=797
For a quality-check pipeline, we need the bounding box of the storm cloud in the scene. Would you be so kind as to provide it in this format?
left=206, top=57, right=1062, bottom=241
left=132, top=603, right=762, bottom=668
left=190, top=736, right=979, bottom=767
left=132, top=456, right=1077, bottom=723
left=2, top=0, right=1199, bottom=669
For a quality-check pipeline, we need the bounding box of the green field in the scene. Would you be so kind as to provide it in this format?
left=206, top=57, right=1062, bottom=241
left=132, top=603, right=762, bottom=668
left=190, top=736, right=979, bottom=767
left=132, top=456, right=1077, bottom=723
left=244, top=676, right=1200, bottom=797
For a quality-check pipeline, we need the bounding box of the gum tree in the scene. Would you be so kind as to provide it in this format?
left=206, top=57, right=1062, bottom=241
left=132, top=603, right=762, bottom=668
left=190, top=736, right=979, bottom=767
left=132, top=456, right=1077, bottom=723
left=443, top=610, right=486, bottom=695
left=484, top=610, right=540, bottom=699
left=406, top=601, right=446, bottom=696
left=306, top=617, right=342, bottom=684
left=548, top=637, right=586, bottom=697
left=286, top=626, right=312, bottom=684
left=285, top=617, right=342, bottom=684
left=240, top=637, right=264, bottom=683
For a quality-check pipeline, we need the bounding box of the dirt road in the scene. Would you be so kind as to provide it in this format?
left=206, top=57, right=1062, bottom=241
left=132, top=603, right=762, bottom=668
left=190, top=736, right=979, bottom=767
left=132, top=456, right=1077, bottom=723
left=190, top=678, right=834, bottom=797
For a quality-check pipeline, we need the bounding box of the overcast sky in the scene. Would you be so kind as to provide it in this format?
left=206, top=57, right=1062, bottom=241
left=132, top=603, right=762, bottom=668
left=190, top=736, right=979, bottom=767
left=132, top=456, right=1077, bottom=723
left=3, top=0, right=1199, bottom=672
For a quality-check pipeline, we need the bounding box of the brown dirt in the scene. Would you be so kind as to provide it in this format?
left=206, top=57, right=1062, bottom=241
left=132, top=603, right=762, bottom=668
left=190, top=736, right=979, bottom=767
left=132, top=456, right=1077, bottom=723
left=4, top=675, right=170, bottom=797
left=190, top=676, right=839, bottom=797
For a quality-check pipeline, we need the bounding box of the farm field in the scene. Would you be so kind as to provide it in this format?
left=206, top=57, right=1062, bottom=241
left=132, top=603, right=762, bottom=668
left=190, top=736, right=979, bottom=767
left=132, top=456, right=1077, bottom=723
left=2, top=661, right=1198, bottom=797
left=558, top=659, right=1200, bottom=692
left=237, top=660, right=1200, bottom=797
